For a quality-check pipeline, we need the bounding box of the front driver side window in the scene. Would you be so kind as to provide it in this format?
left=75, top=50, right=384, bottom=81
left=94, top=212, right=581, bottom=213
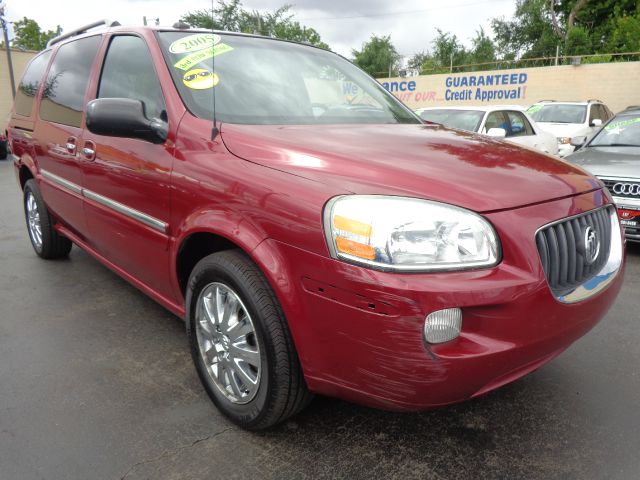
left=506, top=111, right=534, bottom=137
left=485, top=111, right=508, bottom=134
left=98, top=35, right=166, bottom=121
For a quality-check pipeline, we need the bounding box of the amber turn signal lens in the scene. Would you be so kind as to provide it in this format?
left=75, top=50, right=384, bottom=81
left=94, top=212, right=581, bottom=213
left=334, top=215, right=372, bottom=237
left=335, top=237, right=376, bottom=260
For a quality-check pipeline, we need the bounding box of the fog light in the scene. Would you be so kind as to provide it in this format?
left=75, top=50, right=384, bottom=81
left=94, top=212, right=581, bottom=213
left=424, top=308, right=462, bottom=344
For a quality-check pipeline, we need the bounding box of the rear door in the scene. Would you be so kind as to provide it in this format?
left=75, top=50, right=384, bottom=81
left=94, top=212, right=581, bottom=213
left=34, top=36, right=102, bottom=237
left=81, top=34, right=175, bottom=299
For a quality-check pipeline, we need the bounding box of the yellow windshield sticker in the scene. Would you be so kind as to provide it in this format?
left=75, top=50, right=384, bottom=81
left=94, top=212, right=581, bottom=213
left=169, top=33, right=220, bottom=54
left=183, top=69, right=219, bottom=89
left=174, top=43, right=233, bottom=71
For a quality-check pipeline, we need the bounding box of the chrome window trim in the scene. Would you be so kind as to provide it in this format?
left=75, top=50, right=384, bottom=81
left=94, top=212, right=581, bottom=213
left=39, top=168, right=168, bottom=234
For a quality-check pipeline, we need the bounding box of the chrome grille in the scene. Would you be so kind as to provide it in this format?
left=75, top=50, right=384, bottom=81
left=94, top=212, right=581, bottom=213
left=600, top=178, right=640, bottom=199
left=536, top=206, right=613, bottom=297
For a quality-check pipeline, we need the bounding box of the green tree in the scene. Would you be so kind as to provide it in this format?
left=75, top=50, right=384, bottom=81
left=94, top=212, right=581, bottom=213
left=407, top=51, right=443, bottom=75
left=181, top=0, right=329, bottom=49
left=12, top=17, right=61, bottom=51
left=491, top=0, right=640, bottom=61
left=407, top=51, right=430, bottom=70
left=468, top=27, right=497, bottom=69
left=351, top=34, right=401, bottom=77
left=431, top=29, right=468, bottom=71
left=565, top=26, right=592, bottom=55
left=272, top=21, right=329, bottom=50
left=491, top=0, right=558, bottom=59
left=607, top=10, right=640, bottom=54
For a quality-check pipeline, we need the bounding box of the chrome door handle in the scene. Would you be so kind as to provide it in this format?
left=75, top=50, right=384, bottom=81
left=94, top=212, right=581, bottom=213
left=66, top=143, right=77, bottom=153
left=83, top=147, right=95, bottom=157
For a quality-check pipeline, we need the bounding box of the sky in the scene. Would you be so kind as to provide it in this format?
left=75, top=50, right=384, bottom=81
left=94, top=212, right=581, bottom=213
left=2, top=0, right=516, bottom=59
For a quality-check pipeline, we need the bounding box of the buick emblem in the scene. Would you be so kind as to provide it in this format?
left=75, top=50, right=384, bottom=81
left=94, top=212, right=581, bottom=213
left=612, top=183, right=640, bottom=196
left=583, top=226, right=600, bottom=265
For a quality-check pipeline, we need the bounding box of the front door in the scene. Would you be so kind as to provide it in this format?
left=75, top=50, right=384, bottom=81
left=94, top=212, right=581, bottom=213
left=81, top=34, right=174, bottom=299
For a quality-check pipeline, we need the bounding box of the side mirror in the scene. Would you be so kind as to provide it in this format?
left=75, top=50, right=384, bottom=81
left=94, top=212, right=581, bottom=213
left=570, top=135, right=587, bottom=148
left=590, top=118, right=602, bottom=127
left=86, top=98, right=167, bottom=143
left=487, top=128, right=507, bottom=138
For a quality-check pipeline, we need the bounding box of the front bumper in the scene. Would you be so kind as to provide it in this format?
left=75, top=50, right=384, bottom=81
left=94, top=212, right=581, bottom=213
left=614, top=198, right=640, bottom=243
left=256, top=189, right=625, bottom=410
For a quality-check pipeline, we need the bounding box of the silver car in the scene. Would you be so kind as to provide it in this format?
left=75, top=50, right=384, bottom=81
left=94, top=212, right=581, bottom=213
left=566, top=107, right=640, bottom=242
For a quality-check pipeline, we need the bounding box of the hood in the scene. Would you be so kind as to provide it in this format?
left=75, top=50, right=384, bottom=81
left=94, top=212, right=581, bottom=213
left=220, top=123, right=601, bottom=213
left=565, top=146, right=640, bottom=179
left=535, top=122, right=588, bottom=138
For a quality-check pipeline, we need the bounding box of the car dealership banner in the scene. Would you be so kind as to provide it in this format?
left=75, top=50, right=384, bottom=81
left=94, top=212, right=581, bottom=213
left=378, top=62, right=640, bottom=113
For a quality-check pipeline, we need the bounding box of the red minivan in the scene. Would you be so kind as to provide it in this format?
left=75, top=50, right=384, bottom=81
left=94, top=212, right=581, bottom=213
left=8, top=22, right=625, bottom=429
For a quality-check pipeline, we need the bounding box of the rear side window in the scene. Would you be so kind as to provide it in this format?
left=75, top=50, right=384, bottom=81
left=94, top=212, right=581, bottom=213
left=14, top=51, right=51, bottom=117
left=98, top=35, right=166, bottom=120
left=40, top=36, right=101, bottom=128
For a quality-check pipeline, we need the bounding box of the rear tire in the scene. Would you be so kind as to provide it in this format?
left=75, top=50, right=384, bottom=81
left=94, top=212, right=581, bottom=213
left=186, top=250, right=312, bottom=430
left=23, top=179, right=72, bottom=259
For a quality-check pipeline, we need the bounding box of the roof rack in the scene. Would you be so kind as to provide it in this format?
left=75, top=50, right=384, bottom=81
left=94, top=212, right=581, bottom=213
left=47, top=19, right=121, bottom=48
left=538, top=99, right=556, bottom=103
left=587, top=99, right=604, bottom=103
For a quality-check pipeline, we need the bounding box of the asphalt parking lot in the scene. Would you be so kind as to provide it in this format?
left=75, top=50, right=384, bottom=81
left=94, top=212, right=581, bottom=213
left=1, top=159, right=639, bottom=480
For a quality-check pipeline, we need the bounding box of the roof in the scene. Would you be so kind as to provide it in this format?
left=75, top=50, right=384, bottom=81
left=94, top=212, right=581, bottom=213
left=45, top=20, right=329, bottom=53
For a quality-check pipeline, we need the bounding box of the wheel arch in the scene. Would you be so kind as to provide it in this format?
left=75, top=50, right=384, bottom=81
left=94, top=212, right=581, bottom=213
left=15, top=154, right=38, bottom=190
left=172, top=209, right=269, bottom=298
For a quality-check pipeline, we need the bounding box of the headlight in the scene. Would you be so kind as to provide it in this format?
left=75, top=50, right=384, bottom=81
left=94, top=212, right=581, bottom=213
left=557, top=137, right=572, bottom=144
left=323, top=195, right=500, bottom=271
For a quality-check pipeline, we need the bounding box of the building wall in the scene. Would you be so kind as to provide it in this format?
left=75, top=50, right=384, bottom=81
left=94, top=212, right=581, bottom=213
left=379, top=62, right=640, bottom=114
left=1, top=48, right=37, bottom=132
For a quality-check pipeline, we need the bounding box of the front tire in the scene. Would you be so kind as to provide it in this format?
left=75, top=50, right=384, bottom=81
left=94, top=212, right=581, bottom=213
left=23, top=179, right=72, bottom=259
left=186, top=250, right=311, bottom=430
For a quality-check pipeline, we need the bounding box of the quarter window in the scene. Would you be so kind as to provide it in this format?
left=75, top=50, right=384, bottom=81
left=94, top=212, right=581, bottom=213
left=98, top=36, right=166, bottom=121
left=15, top=51, right=52, bottom=117
left=39, top=36, right=101, bottom=128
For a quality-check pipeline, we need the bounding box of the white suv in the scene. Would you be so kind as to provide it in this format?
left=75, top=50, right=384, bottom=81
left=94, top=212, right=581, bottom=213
left=527, top=100, right=614, bottom=157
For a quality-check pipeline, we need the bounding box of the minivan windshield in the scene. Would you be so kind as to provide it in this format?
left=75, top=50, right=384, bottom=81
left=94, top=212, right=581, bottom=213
left=589, top=114, right=640, bottom=147
left=157, top=31, right=420, bottom=125
left=527, top=104, right=587, bottom=124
